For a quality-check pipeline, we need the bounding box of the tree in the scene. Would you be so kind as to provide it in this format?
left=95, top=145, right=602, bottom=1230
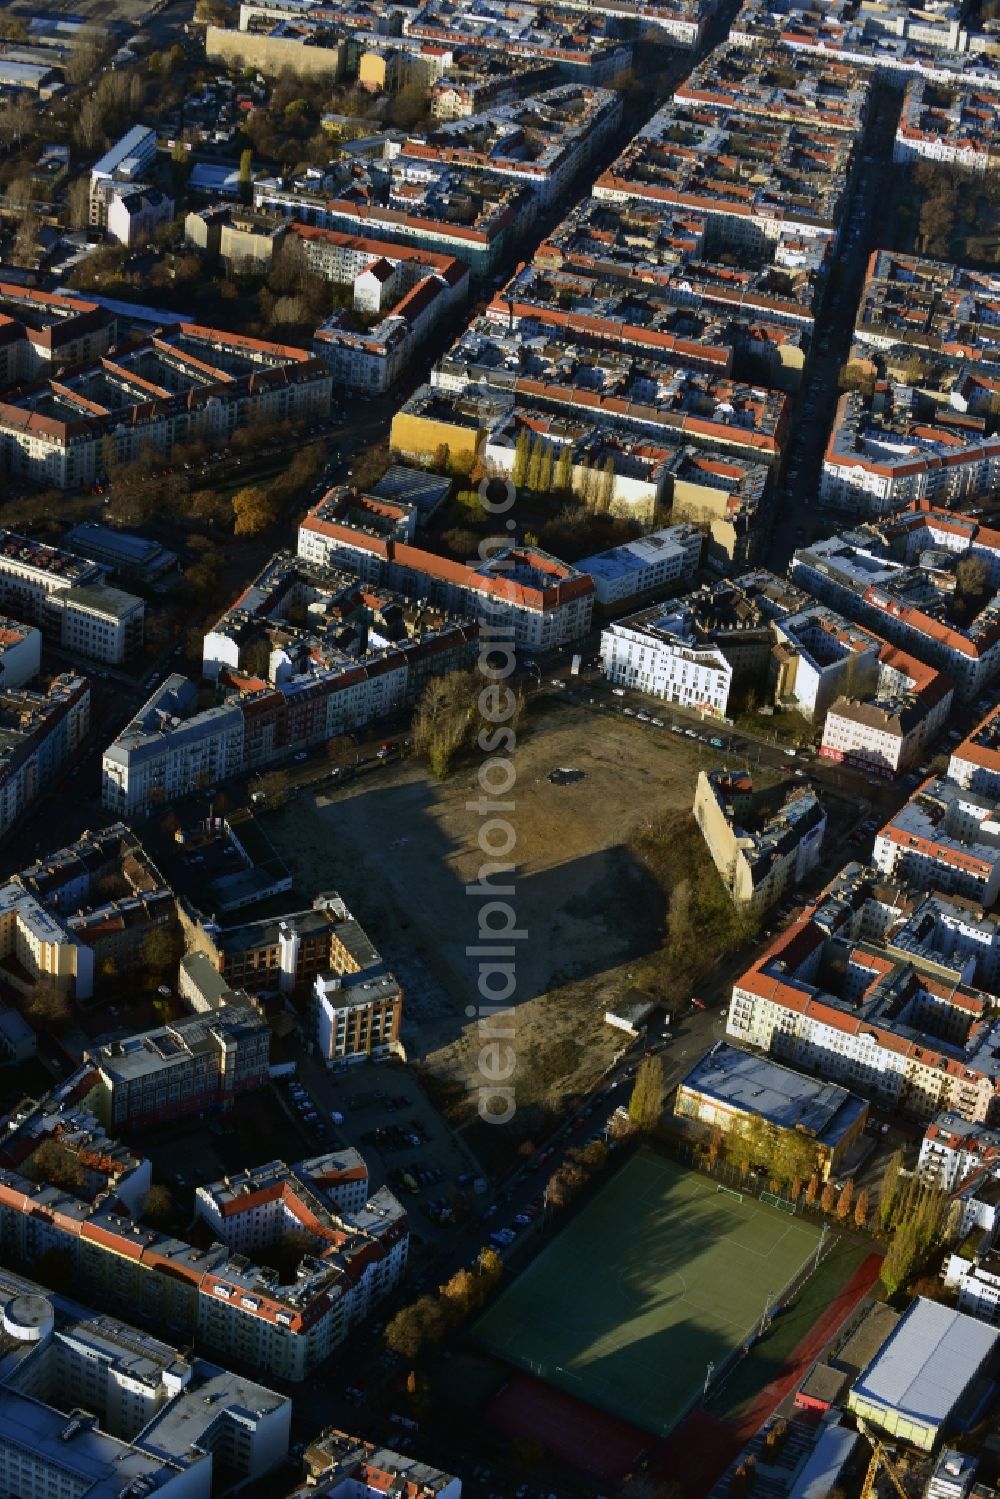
left=836, top=1179, right=854, bottom=1220
left=144, top=1184, right=174, bottom=1226
left=955, top=556, right=990, bottom=614
left=805, top=1172, right=819, bottom=1207
left=5, top=176, right=33, bottom=211
left=384, top=1295, right=445, bottom=1359
left=239, top=147, right=253, bottom=205
left=388, top=81, right=430, bottom=131
left=538, top=441, right=555, bottom=495
left=12, top=210, right=40, bottom=269
left=326, top=735, right=357, bottom=774
left=511, top=428, right=530, bottom=489
left=820, top=1180, right=836, bottom=1214
left=879, top=1149, right=905, bottom=1232
left=232, top=486, right=278, bottom=537
left=881, top=1219, right=921, bottom=1297
left=65, top=43, right=105, bottom=88
left=410, top=669, right=483, bottom=779
left=854, top=1187, right=870, bottom=1231
left=526, top=435, right=544, bottom=493
left=76, top=95, right=105, bottom=152
left=141, top=924, right=182, bottom=977
left=26, top=1138, right=87, bottom=1195
left=599, top=457, right=615, bottom=513
left=666, top=878, right=694, bottom=966
left=553, top=444, right=573, bottom=495
left=628, top=1056, right=666, bottom=1133
left=478, top=1247, right=503, bottom=1284
left=101, top=433, right=120, bottom=478
left=23, top=981, right=71, bottom=1032
left=256, top=769, right=290, bottom=807
left=546, top=1156, right=586, bottom=1211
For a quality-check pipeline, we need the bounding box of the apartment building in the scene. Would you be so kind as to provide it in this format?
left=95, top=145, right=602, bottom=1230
left=481, top=403, right=769, bottom=533
left=102, top=675, right=246, bottom=818
left=894, top=78, right=1000, bottom=173
left=729, top=0, right=1000, bottom=88
left=790, top=510, right=1000, bottom=701
left=594, top=101, right=855, bottom=256
left=89, top=124, right=157, bottom=227
left=195, top=1153, right=373, bottom=1245
left=831, top=863, right=1000, bottom=993
left=538, top=195, right=824, bottom=320
left=399, top=84, right=622, bottom=207
left=254, top=160, right=530, bottom=277
left=0, top=1266, right=290, bottom=1499
left=199, top=893, right=402, bottom=1042
left=0, top=326, right=331, bottom=489
left=949, top=705, right=1000, bottom=798
left=675, top=1040, right=868, bottom=1180
left=919, top=1111, right=1000, bottom=1191
left=693, top=770, right=827, bottom=913
left=0, top=619, right=40, bottom=689
left=313, top=962, right=402, bottom=1063
left=300, top=487, right=593, bottom=648
left=0, top=824, right=175, bottom=1002
left=820, top=387, right=1000, bottom=517
left=726, top=871, right=1000, bottom=1122
left=289, top=222, right=471, bottom=391
left=600, top=605, right=733, bottom=714
left=293, top=1429, right=461, bottom=1499
left=0, top=531, right=145, bottom=664
left=0, top=284, right=116, bottom=387
left=0, top=674, right=89, bottom=841
left=873, top=777, right=1000, bottom=907
left=675, top=44, right=870, bottom=134
left=855, top=251, right=1000, bottom=373
left=0, top=1090, right=408, bottom=1381
left=576, top=525, right=703, bottom=609
left=107, top=186, right=174, bottom=248
left=87, top=1005, right=271, bottom=1130
left=484, top=260, right=809, bottom=389
left=105, top=576, right=478, bottom=818
left=772, top=617, right=957, bottom=777
left=429, top=325, right=791, bottom=462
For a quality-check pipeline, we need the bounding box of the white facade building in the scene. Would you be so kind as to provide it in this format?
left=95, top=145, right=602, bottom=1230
left=600, top=605, right=732, bottom=713
left=577, top=524, right=702, bottom=607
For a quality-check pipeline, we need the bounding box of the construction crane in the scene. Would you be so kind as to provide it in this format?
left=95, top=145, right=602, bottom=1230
left=857, top=1416, right=910, bottom=1499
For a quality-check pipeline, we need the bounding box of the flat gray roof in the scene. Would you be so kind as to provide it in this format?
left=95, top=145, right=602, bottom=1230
left=852, top=1297, right=999, bottom=1427
left=679, top=1042, right=867, bottom=1149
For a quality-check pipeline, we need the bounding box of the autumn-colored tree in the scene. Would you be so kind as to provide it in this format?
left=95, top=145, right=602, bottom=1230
left=141, top=924, right=182, bottom=976
left=836, top=1179, right=854, bottom=1220
left=879, top=1148, right=905, bottom=1231
left=553, top=444, right=573, bottom=495
left=880, top=1219, right=921, bottom=1297
left=26, top=1138, right=87, bottom=1195
left=628, top=1056, right=666, bottom=1132
left=820, top=1181, right=836, bottom=1215
left=256, top=769, right=290, bottom=807
left=854, top=1187, right=870, bottom=1231
left=144, top=1184, right=174, bottom=1226
left=232, top=486, right=278, bottom=537
left=23, top=981, right=71, bottom=1032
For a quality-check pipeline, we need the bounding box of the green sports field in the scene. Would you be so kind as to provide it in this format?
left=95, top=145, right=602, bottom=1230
left=474, top=1150, right=823, bottom=1437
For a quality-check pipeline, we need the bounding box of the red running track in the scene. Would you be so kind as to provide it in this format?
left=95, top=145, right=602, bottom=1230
left=487, top=1373, right=652, bottom=1483
left=653, top=1251, right=883, bottom=1497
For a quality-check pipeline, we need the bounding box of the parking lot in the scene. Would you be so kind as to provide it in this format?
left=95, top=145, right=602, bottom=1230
left=280, top=1055, right=488, bottom=1241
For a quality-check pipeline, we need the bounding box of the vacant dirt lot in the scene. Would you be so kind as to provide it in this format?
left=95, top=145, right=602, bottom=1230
left=267, top=699, right=783, bottom=1157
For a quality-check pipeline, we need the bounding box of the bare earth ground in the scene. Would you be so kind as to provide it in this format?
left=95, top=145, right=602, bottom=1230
left=268, top=701, right=785, bottom=1157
